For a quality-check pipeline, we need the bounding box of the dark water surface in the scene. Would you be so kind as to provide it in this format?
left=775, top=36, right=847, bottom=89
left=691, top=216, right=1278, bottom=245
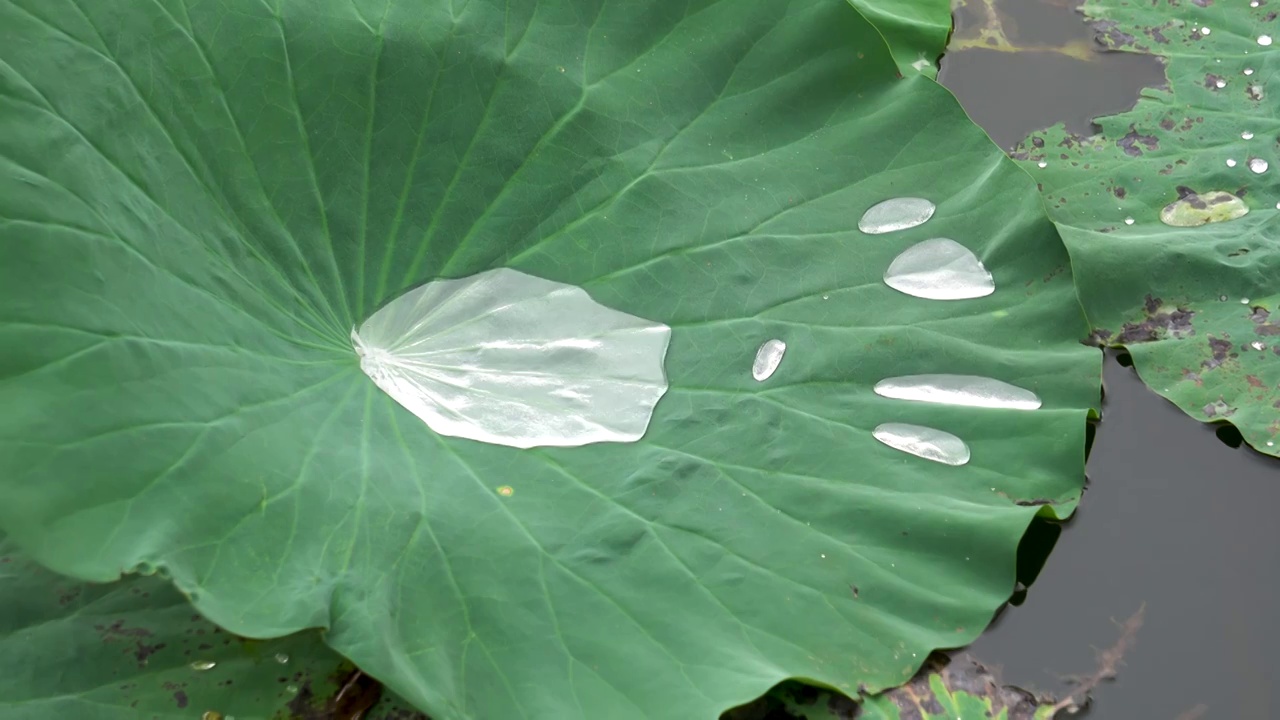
left=941, top=3, right=1280, bottom=718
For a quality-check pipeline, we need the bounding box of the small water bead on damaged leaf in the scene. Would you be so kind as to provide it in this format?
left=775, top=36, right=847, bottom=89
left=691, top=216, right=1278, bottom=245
left=351, top=268, right=671, bottom=449
left=883, top=238, right=995, bottom=300
left=873, top=423, right=970, bottom=466
left=1038, top=161, right=1048, bottom=168
left=1250, top=157, right=1269, bottom=173
left=1160, top=189, right=1249, bottom=227
left=874, top=374, right=1041, bottom=410
left=1245, top=68, right=1255, bottom=75
left=1243, top=131, right=1255, bottom=139
left=858, top=197, right=936, bottom=234
left=1260, top=35, right=1273, bottom=46
left=751, top=339, right=787, bottom=382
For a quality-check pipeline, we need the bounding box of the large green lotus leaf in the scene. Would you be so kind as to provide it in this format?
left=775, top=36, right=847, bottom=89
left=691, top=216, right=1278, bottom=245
left=0, top=533, right=428, bottom=720
left=1017, top=1, right=1280, bottom=453
left=0, top=0, right=1098, bottom=717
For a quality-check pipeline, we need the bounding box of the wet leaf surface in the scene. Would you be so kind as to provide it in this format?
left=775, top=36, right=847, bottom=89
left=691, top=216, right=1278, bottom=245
left=1016, top=0, right=1280, bottom=455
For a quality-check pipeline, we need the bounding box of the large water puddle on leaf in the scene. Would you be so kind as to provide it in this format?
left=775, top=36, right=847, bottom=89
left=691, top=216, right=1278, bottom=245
left=353, top=268, right=671, bottom=449
left=940, top=0, right=1167, bottom=149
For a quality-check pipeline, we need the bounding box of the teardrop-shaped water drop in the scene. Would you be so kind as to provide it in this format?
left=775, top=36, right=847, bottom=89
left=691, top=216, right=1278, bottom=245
left=752, top=339, right=786, bottom=381
left=873, top=423, right=970, bottom=466
left=191, top=660, right=216, bottom=671
left=883, top=238, right=995, bottom=300
left=1250, top=157, right=1269, bottom=173
left=858, top=197, right=935, bottom=234
left=875, top=374, right=1042, bottom=410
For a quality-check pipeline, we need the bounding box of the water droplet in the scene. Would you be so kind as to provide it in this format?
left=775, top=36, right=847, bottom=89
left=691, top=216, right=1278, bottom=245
left=752, top=339, right=786, bottom=382
left=191, top=660, right=216, bottom=671
left=1249, top=84, right=1265, bottom=100
left=1124, top=217, right=1135, bottom=225
left=1216, top=78, right=1228, bottom=88
left=352, top=268, right=671, bottom=449
left=286, top=685, right=299, bottom=694
left=874, top=375, right=1041, bottom=410
left=873, top=423, right=970, bottom=466
left=202, top=713, right=224, bottom=720
left=1220, top=295, right=1229, bottom=301
left=496, top=485, right=514, bottom=497
left=1252, top=0, right=1260, bottom=6
left=1243, top=130, right=1255, bottom=139
left=1250, top=157, right=1269, bottom=173
left=1161, top=190, right=1249, bottom=227
left=858, top=197, right=936, bottom=234
left=1252, top=341, right=1267, bottom=351
left=1201, top=26, right=1212, bottom=35
left=1245, top=67, right=1256, bottom=75
left=274, top=653, right=289, bottom=664
left=1259, top=34, right=1273, bottom=46
left=1037, top=160, right=1048, bottom=168
left=1227, top=158, right=1238, bottom=167
left=883, top=238, right=995, bottom=300
left=1242, top=297, right=1251, bottom=304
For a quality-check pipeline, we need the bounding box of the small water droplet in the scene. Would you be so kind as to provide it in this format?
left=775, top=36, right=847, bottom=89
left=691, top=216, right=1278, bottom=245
left=1269, top=441, right=1275, bottom=447
left=1242, top=297, right=1251, bottom=304
left=1161, top=190, right=1249, bottom=226
left=874, top=375, right=1041, bottom=410
left=1252, top=0, right=1260, bottom=6
left=1259, top=34, right=1273, bottom=46
left=1220, top=294, right=1229, bottom=301
left=1124, top=217, right=1135, bottom=225
left=820, top=553, right=826, bottom=558
left=873, top=423, right=970, bottom=466
left=1216, top=78, right=1228, bottom=88
left=286, top=685, right=299, bottom=694
left=883, top=238, right=995, bottom=300
left=1245, top=67, right=1255, bottom=75
left=191, top=660, right=216, bottom=671
left=1252, top=341, right=1267, bottom=351
left=1227, top=158, right=1238, bottom=167
left=273, top=653, right=289, bottom=664
left=858, top=197, right=936, bottom=234
left=1249, top=84, right=1265, bottom=100
left=1250, top=157, right=1269, bottom=173
left=1037, top=160, right=1048, bottom=168
left=1243, top=130, right=1255, bottom=139
left=752, top=339, right=786, bottom=382
left=1201, top=26, right=1212, bottom=35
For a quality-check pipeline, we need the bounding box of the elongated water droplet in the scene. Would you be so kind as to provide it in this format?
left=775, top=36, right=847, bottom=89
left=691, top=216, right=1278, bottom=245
left=1245, top=67, right=1255, bottom=75
left=1124, top=217, right=1135, bottom=225
left=1160, top=189, right=1249, bottom=227
left=752, top=339, right=786, bottom=382
left=883, top=238, right=995, bottom=300
left=274, top=653, right=289, bottom=664
left=874, top=375, right=1041, bottom=410
left=1259, top=34, right=1273, bottom=46
left=1243, top=130, right=1255, bottom=139
left=352, top=268, right=671, bottom=449
left=1250, top=157, right=1269, bottom=173
left=873, top=423, right=970, bottom=466
left=191, top=660, right=216, bottom=671
left=1037, top=160, right=1048, bottom=168
left=858, top=197, right=936, bottom=234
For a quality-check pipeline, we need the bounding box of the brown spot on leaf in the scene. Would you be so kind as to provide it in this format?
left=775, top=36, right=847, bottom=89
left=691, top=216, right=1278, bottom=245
left=1203, top=336, right=1236, bottom=370
left=1111, top=295, right=1195, bottom=344
left=1118, top=127, right=1159, bottom=157
left=174, top=691, right=188, bottom=709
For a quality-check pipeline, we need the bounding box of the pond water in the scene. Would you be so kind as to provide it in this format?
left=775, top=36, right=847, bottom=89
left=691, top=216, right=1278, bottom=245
left=941, top=2, right=1280, bottom=717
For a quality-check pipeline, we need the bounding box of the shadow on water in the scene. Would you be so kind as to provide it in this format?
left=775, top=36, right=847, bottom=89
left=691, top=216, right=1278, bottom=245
left=940, top=2, right=1280, bottom=718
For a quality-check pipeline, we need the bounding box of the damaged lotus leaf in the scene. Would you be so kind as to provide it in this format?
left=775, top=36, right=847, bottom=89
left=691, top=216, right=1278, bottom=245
left=0, top=0, right=1097, bottom=717
left=728, top=655, right=1057, bottom=719
left=0, top=533, right=434, bottom=720
left=1018, top=0, right=1280, bottom=455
